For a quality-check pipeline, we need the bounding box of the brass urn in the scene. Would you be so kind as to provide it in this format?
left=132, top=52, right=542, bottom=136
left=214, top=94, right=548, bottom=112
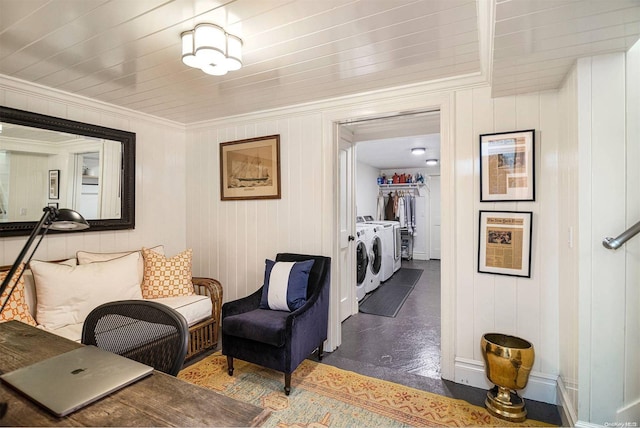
left=480, top=333, right=535, bottom=422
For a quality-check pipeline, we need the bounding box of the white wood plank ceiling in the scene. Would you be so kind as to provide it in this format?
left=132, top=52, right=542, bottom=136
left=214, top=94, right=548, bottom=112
left=0, top=0, right=639, bottom=124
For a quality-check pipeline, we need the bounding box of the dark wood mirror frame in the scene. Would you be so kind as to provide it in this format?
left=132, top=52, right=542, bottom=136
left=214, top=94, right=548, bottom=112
left=0, top=106, right=135, bottom=237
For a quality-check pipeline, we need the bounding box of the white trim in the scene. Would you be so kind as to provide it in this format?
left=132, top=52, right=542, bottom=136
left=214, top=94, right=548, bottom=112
left=557, top=376, right=579, bottom=427
left=454, top=357, right=558, bottom=405
left=321, top=90, right=455, bottom=381
left=0, top=75, right=185, bottom=131
left=189, top=73, right=486, bottom=129
left=412, top=252, right=429, bottom=261
left=477, top=0, right=495, bottom=85
left=616, top=398, right=640, bottom=424
left=575, top=422, right=603, bottom=428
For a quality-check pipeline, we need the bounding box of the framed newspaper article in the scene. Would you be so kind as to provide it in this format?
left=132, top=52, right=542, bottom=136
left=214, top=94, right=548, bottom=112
left=478, top=210, right=532, bottom=278
left=479, top=129, right=535, bottom=202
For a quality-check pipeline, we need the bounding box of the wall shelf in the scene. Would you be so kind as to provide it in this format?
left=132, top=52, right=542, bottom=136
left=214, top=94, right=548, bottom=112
left=378, top=183, right=425, bottom=188
left=378, top=183, right=428, bottom=194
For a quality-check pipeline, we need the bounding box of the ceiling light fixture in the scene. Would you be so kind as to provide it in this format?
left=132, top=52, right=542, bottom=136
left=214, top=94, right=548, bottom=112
left=411, top=147, right=426, bottom=155
left=181, top=24, right=243, bottom=76
left=426, top=159, right=438, bottom=166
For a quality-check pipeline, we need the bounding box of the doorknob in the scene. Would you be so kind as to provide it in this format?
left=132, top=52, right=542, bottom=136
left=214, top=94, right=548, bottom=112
left=348, top=235, right=355, bottom=241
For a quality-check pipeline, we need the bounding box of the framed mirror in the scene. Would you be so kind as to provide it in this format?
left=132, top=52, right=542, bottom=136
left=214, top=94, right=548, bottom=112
left=0, top=106, right=135, bottom=236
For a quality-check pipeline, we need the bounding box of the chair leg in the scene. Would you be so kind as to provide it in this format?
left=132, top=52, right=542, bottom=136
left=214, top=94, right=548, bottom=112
left=318, top=342, right=324, bottom=361
left=284, top=373, right=291, bottom=395
left=226, top=356, right=234, bottom=376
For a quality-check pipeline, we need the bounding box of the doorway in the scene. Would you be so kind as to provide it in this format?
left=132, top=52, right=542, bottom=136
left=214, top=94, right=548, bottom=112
left=332, top=110, right=443, bottom=382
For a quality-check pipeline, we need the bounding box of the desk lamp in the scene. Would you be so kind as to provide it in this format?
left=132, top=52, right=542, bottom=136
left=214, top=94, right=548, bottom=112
left=0, top=206, right=89, bottom=314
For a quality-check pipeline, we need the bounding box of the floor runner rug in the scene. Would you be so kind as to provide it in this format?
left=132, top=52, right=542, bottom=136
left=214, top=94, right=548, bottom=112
left=359, top=268, right=423, bottom=317
left=179, top=353, right=553, bottom=427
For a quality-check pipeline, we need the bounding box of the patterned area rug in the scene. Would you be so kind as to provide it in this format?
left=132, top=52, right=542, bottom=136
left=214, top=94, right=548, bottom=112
left=179, top=353, right=553, bottom=427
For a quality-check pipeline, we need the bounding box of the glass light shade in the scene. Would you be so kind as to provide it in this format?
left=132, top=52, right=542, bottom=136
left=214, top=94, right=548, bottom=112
left=181, top=31, right=200, bottom=68
left=201, top=63, right=228, bottom=76
left=194, top=23, right=226, bottom=66
left=426, top=159, right=438, bottom=166
left=226, top=34, right=243, bottom=71
left=411, top=147, right=426, bottom=155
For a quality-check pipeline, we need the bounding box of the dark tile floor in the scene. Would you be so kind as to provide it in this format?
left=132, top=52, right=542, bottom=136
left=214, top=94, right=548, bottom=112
left=321, top=259, right=563, bottom=426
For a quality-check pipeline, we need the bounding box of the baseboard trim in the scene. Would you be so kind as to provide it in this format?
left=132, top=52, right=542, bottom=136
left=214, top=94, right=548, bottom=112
left=575, top=421, right=602, bottom=428
left=413, top=252, right=428, bottom=260
left=557, top=376, right=578, bottom=427
left=617, top=397, right=640, bottom=424
left=454, top=358, right=558, bottom=405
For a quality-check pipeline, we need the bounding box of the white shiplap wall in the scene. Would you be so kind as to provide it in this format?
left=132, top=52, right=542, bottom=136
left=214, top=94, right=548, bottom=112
left=452, top=86, right=560, bottom=403
left=573, top=48, right=640, bottom=425
left=0, top=77, right=187, bottom=264
left=557, top=62, right=580, bottom=426
left=185, top=115, right=325, bottom=303
left=623, top=39, right=640, bottom=424
left=185, top=83, right=561, bottom=403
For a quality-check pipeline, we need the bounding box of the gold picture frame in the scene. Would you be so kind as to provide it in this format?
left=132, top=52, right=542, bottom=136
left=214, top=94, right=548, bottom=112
left=479, top=129, right=535, bottom=202
left=220, top=135, right=281, bottom=201
left=478, top=210, right=533, bottom=278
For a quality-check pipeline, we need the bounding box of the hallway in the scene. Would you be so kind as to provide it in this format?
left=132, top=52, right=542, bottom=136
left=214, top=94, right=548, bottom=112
left=322, top=259, right=562, bottom=425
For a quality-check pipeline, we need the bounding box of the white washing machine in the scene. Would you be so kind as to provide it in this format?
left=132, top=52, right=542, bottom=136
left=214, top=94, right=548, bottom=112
left=358, top=222, right=382, bottom=293
left=354, top=225, right=369, bottom=302
left=362, top=216, right=401, bottom=278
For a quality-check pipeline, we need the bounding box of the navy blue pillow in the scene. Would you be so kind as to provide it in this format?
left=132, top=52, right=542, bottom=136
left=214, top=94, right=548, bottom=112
left=259, top=259, right=315, bottom=311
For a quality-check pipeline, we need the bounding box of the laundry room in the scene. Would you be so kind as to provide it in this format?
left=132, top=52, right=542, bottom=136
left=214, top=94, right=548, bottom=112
left=323, top=111, right=444, bottom=383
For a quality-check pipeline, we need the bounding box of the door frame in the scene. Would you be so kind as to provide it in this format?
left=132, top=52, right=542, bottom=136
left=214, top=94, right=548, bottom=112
left=322, top=91, right=455, bottom=381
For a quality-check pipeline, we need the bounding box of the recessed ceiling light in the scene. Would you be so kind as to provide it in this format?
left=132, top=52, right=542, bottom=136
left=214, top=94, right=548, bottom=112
left=426, top=159, right=438, bottom=166
left=411, top=147, right=426, bottom=155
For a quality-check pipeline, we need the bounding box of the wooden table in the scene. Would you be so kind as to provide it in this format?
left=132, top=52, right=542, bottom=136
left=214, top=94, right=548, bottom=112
left=0, top=321, right=270, bottom=426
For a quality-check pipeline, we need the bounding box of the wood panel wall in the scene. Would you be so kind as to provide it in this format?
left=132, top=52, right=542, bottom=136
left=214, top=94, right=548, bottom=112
left=453, top=87, right=560, bottom=403
left=186, top=115, right=325, bottom=302
left=557, top=63, right=580, bottom=424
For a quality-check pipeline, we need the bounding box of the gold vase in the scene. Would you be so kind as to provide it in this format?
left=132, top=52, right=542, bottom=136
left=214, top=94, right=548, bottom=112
left=480, top=333, right=535, bottom=422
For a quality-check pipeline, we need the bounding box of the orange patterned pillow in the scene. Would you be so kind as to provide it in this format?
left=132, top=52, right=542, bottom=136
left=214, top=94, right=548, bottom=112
left=141, top=248, right=194, bottom=299
left=0, top=265, right=37, bottom=326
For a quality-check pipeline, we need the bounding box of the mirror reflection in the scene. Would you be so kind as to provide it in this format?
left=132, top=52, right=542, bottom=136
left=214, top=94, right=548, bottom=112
left=0, top=123, right=122, bottom=222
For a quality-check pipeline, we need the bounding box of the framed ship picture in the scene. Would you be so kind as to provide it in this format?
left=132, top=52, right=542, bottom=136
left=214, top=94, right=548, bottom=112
left=220, top=135, right=281, bottom=201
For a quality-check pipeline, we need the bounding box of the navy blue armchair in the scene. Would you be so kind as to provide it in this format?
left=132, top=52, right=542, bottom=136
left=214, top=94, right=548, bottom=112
left=221, top=253, right=331, bottom=395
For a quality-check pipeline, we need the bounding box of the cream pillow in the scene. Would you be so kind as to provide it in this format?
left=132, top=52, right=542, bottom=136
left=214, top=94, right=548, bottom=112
left=141, top=248, right=194, bottom=299
left=76, top=245, right=164, bottom=283
left=31, top=252, right=142, bottom=330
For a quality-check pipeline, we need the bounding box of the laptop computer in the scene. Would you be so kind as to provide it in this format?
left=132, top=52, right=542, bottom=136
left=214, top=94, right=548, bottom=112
left=0, top=345, right=153, bottom=417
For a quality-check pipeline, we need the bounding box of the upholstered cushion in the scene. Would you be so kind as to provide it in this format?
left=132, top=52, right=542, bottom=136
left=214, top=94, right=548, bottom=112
left=141, top=248, right=194, bottom=299
left=259, top=259, right=314, bottom=311
left=0, top=265, right=37, bottom=326
left=222, top=308, right=289, bottom=347
left=43, top=294, right=212, bottom=342
left=77, top=245, right=164, bottom=283
left=151, top=295, right=212, bottom=326
left=48, top=322, right=84, bottom=342
left=31, top=252, right=142, bottom=330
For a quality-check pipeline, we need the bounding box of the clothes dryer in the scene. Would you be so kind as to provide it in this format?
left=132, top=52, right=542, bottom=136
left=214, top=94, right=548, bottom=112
left=362, top=216, right=401, bottom=279
left=362, top=223, right=382, bottom=293
left=354, top=225, right=369, bottom=302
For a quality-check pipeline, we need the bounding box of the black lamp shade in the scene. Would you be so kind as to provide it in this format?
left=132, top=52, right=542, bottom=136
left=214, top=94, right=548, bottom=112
left=50, top=209, right=89, bottom=231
